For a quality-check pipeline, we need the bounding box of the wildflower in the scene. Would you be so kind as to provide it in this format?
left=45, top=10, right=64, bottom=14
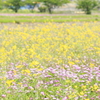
left=90, top=63, right=95, bottom=68
left=1, top=94, right=6, bottom=98
left=21, top=69, right=31, bottom=75
left=62, top=96, right=68, bottom=100
left=79, top=91, right=84, bottom=96
left=37, top=68, right=43, bottom=71
left=16, top=65, right=24, bottom=68
left=6, top=80, right=14, bottom=86
left=81, top=85, right=86, bottom=90
left=74, top=85, right=78, bottom=88
left=66, top=80, right=71, bottom=83
left=30, top=98, right=33, bottom=100
left=91, top=84, right=99, bottom=91
left=84, top=99, right=90, bottom=100
left=44, top=98, right=49, bottom=100
left=41, top=92, right=45, bottom=95
left=93, top=84, right=99, bottom=90
left=68, top=61, right=75, bottom=65
left=30, top=61, right=39, bottom=66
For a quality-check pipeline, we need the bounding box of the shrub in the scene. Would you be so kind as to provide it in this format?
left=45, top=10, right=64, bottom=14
left=38, top=6, right=47, bottom=12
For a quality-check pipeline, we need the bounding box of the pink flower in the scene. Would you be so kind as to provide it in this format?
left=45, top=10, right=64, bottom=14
left=41, top=92, right=45, bottom=95
left=2, top=94, right=6, bottom=98
left=44, top=98, right=49, bottom=100
left=29, top=98, right=33, bottom=100
left=62, top=96, right=68, bottom=100
left=7, top=90, right=11, bottom=93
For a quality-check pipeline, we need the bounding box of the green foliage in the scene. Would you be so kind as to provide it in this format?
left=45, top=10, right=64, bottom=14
left=76, top=0, right=99, bottom=14
left=36, top=0, right=70, bottom=13
left=25, top=0, right=39, bottom=13
left=38, top=6, right=47, bottom=12
left=25, top=0, right=37, bottom=6
left=0, top=0, right=4, bottom=10
left=4, top=0, right=26, bottom=13
left=97, top=0, right=100, bottom=9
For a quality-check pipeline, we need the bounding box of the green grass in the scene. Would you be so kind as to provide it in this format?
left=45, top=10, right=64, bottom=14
left=0, top=15, right=100, bottom=23
left=0, top=15, right=99, bottom=18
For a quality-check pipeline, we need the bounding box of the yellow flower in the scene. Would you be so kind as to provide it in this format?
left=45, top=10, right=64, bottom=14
left=3, top=77, right=6, bottom=80
left=90, top=63, right=95, bottom=68
left=18, top=82, right=22, bottom=86
left=21, top=69, right=31, bottom=75
left=33, top=73, right=41, bottom=76
left=16, top=65, right=24, bottom=68
left=6, top=80, right=14, bottom=86
left=13, top=70, right=17, bottom=75
left=37, top=68, right=43, bottom=71
left=68, top=61, right=75, bottom=65
left=87, top=81, right=90, bottom=84
left=74, top=85, right=78, bottom=89
left=81, top=85, right=86, bottom=91
left=67, top=56, right=72, bottom=59
left=84, top=99, right=90, bottom=100
left=12, top=45, right=17, bottom=49
left=79, top=91, right=84, bottom=96
left=74, top=60, right=80, bottom=63
left=30, top=61, right=39, bottom=66
left=66, top=80, right=71, bottom=83
left=91, top=84, right=99, bottom=91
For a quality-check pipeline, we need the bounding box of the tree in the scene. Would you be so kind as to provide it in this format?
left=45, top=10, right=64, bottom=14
left=25, top=0, right=39, bottom=12
left=97, top=0, right=100, bottom=9
left=4, top=0, right=26, bottom=13
left=76, top=0, right=99, bottom=14
left=0, top=0, right=4, bottom=10
left=35, top=0, right=70, bottom=14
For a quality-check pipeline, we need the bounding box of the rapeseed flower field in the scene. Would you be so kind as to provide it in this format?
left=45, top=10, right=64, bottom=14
left=0, top=22, right=100, bottom=100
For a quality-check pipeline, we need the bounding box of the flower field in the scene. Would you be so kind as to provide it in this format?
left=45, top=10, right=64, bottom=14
left=0, top=22, right=100, bottom=100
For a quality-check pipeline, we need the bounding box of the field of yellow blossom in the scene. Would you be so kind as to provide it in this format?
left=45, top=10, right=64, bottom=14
left=0, top=22, right=100, bottom=100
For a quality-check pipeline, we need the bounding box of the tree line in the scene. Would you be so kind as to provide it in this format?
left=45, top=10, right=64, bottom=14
left=0, top=0, right=100, bottom=14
